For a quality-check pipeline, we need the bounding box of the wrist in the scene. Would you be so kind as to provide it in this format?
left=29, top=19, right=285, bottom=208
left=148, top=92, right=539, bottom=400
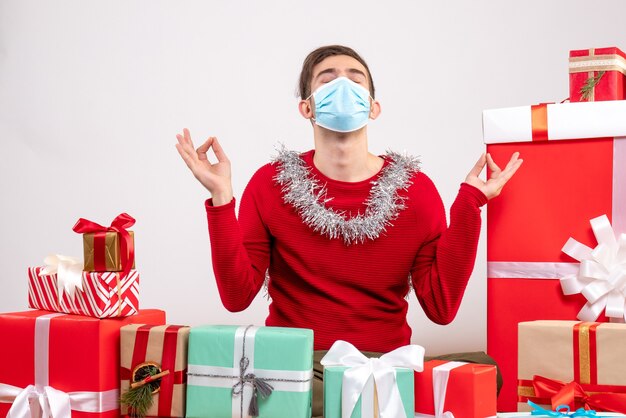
left=211, top=190, right=233, bottom=206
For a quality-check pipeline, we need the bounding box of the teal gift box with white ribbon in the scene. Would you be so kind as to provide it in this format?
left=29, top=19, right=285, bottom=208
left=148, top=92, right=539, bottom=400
left=186, top=325, right=314, bottom=418
left=321, top=340, right=424, bottom=418
left=324, top=366, right=414, bottom=418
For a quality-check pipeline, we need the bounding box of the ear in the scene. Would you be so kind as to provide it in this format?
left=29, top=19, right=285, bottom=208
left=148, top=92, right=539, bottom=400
left=298, top=98, right=314, bottom=119
left=369, top=98, right=381, bottom=120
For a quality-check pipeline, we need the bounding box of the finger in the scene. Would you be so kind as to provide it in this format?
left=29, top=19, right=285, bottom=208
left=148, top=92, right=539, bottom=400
left=500, top=158, right=524, bottom=182
left=183, top=128, right=195, bottom=148
left=196, top=137, right=214, bottom=154
left=486, top=153, right=502, bottom=178
left=175, top=143, right=197, bottom=170
left=502, top=152, right=520, bottom=172
left=210, top=137, right=230, bottom=163
left=467, top=153, right=487, bottom=178
left=492, top=158, right=523, bottom=190
left=176, top=133, right=200, bottom=162
left=196, top=137, right=215, bottom=162
left=498, top=153, right=522, bottom=178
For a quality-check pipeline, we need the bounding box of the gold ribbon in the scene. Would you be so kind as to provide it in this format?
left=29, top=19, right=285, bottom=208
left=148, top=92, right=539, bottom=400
left=569, top=53, right=626, bottom=75
left=577, top=322, right=591, bottom=385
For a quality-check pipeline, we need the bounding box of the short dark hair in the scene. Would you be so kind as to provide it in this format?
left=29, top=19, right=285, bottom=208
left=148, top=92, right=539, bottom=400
left=298, top=45, right=375, bottom=99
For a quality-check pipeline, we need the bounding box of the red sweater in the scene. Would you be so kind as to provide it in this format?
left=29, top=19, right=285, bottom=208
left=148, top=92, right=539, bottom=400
left=205, top=150, right=487, bottom=352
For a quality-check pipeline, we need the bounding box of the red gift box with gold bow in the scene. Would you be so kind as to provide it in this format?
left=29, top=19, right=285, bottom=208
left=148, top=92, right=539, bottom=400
left=518, top=321, right=626, bottom=414
left=569, top=47, right=626, bottom=102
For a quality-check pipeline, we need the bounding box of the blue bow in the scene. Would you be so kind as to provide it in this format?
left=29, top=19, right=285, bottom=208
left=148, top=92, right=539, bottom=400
left=529, top=400, right=598, bottom=417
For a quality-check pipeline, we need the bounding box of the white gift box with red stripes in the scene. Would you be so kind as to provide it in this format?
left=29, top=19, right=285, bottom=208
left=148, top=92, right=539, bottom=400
left=28, top=266, right=139, bottom=318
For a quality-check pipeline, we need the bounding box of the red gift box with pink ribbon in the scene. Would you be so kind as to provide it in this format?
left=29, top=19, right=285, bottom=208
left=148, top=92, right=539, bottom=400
left=517, top=321, right=626, bottom=414
left=482, top=100, right=626, bottom=411
left=0, top=309, right=166, bottom=418
left=569, top=47, right=626, bottom=102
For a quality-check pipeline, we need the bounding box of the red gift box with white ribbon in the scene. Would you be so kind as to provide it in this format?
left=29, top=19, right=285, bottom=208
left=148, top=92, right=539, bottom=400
left=482, top=100, right=626, bottom=411
left=414, top=360, right=497, bottom=418
left=0, top=309, right=165, bottom=418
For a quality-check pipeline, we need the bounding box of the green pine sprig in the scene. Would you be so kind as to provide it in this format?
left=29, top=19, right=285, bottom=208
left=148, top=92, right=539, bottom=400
left=120, top=365, right=160, bottom=418
left=120, top=384, right=155, bottom=418
left=579, top=71, right=605, bottom=101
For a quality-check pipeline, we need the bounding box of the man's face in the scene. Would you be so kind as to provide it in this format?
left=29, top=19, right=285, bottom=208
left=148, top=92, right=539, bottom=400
left=309, top=55, right=371, bottom=97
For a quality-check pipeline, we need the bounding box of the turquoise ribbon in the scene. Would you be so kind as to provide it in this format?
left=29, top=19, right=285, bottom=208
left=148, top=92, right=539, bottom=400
left=529, top=401, right=597, bottom=417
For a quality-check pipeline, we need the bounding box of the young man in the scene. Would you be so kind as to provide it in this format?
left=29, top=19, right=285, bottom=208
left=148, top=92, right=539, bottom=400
left=176, top=45, right=521, bottom=416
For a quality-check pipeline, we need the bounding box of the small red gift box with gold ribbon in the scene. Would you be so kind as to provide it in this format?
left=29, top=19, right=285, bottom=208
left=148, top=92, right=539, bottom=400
left=73, top=213, right=136, bottom=274
left=569, top=47, right=626, bottom=102
left=120, top=324, right=190, bottom=418
left=518, top=321, right=626, bottom=414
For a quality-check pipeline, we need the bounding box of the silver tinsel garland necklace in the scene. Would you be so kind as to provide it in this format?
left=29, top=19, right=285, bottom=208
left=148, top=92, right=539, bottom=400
left=272, top=146, right=421, bottom=245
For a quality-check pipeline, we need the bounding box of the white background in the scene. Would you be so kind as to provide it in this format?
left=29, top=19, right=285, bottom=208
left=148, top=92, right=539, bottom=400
left=1, top=0, right=625, bottom=355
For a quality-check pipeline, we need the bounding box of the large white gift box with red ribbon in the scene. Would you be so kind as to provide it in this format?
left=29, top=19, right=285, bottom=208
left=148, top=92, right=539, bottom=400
left=482, top=99, right=626, bottom=411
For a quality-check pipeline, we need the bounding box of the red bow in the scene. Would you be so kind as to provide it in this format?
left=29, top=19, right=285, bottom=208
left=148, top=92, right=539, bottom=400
left=72, top=213, right=135, bottom=281
left=532, top=375, right=626, bottom=413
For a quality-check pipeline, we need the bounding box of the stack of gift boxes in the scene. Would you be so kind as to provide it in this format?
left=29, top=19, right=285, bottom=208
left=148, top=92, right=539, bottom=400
left=485, top=46, right=626, bottom=414
left=0, top=212, right=499, bottom=417
left=7, top=45, right=622, bottom=418
left=0, top=213, right=168, bottom=418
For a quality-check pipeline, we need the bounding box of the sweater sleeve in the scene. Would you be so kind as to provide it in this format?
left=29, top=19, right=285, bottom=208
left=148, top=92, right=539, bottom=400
left=205, top=166, right=273, bottom=312
left=410, top=177, right=488, bottom=325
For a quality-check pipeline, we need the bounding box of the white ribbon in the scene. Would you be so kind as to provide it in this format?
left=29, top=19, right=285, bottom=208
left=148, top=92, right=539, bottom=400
left=561, top=214, right=626, bottom=322
left=414, top=361, right=467, bottom=418
left=0, top=313, right=119, bottom=418
left=0, top=384, right=119, bottom=418
left=321, top=340, right=425, bottom=418
left=39, top=255, right=84, bottom=300
left=487, top=261, right=579, bottom=279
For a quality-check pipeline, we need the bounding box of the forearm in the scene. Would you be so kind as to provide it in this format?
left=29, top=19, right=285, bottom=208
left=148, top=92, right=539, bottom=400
left=206, top=199, right=268, bottom=311
left=414, top=183, right=487, bottom=324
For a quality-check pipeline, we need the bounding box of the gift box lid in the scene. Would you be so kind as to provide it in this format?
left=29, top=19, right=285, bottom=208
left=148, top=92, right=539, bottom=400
left=188, top=325, right=313, bottom=370
left=482, top=101, right=626, bottom=144
left=569, top=46, right=626, bottom=75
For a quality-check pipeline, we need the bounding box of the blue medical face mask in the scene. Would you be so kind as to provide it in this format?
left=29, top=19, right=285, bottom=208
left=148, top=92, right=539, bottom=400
left=308, top=76, right=372, bottom=133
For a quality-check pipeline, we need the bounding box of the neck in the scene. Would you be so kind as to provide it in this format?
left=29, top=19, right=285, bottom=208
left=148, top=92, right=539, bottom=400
left=312, top=126, right=383, bottom=182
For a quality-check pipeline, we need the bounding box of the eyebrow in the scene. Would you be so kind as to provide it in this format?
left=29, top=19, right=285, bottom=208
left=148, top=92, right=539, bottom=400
left=314, top=67, right=367, bottom=80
